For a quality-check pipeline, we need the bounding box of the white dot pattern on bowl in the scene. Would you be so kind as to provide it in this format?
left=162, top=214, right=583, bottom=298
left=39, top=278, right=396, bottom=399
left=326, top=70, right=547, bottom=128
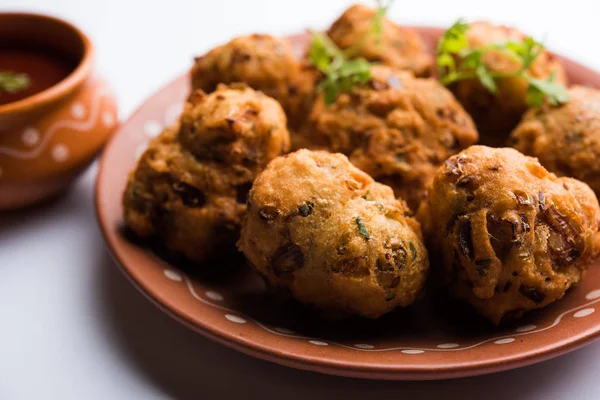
left=574, top=308, right=595, bottom=318
left=494, top=338, right=515, bottom=344
left=71, top=102, right=86, bottom=119
left=102, top=112, right=115, bottom=128
left=163, top=269, right=182, bottom=281
left=402, top=349, right=425, bottom=354
left=22, top=127, right=40, bottom=147
left=516, top=324, right=537, bottom=333
left=225, top=314, right=247, bottom=324
left=354, top=344, right=375, bottom=349
left=309, top=340, right=328, bottom=346
left=144, top=121, right=163, bottom=138
left=205, top=291, right=223, bottom=301
left=437, top=343, right=459, bottom=349
left=51, top=144, right=69, bottom=162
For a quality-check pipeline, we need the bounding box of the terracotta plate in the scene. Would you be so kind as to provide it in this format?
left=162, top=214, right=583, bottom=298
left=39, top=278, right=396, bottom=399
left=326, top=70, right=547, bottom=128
left=95, top=28, right=600, bottom=380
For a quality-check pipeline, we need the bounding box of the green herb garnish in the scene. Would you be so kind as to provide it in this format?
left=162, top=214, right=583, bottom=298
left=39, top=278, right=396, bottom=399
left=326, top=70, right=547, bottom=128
left=0, top=71, right=31, bottom=94
left=308, top=32, right=372, bottom=104
left=307, top=0, right=396, bottom=104
left=437, top=20, right=569, bottom=107
left=409, top=242, right=417, bottom=260
left=356, top=216, right=371, bottom=239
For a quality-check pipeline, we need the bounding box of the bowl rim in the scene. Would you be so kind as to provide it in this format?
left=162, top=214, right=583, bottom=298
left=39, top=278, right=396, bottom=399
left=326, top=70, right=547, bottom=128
left=0, top=12, right=94, bottom=115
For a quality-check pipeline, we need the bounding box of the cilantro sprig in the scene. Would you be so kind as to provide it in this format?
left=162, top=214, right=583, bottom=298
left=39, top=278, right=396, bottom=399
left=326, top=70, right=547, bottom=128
left=0, top=71, right=31, bottom=94
left=308, top=32, right=371, bottom=104
left=437, top=20, right=570, bottom=107
left=307, top=0, right=395, bottom=104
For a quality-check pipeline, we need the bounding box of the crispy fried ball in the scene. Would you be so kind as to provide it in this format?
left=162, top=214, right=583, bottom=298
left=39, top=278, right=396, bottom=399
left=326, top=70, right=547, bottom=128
left=190, top=34, right=315, bottom=129
left=180, top=84, right=290, bottom=177
left=417, top=146, right=600, bottom=324
left=510, top=86, right=600, bottom=195
left=327, top=4, right=433, bottom=77
left=448, top=21, right=567, bottom=146
left=123, top=85, right=291, bottom=264
left=303, top=65, right=478, bottom=210
left=239, top=149, right=429, bottom=319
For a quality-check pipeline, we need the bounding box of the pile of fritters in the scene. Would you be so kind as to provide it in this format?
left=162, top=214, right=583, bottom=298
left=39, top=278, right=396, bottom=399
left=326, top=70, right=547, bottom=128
left=123, top=3, right=600, bottom=324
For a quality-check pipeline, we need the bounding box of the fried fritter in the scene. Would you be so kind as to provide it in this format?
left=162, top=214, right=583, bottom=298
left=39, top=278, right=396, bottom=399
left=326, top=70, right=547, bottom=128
left=239, top=149, right=429, bottom=319
left=327, top=4, right=433, bottom=77
left=190, top=34, right=315, bottom=129
left=180, top=84, right=290, bottom=177
left=510, top=85, right=600, bottom=195
left=417, top=146, right=600, bottom=324
left=303, top=65, right=478, bottom=210
left=123, top=84, right=291, bottom=263
left=448, top=21, right=567, bottom=146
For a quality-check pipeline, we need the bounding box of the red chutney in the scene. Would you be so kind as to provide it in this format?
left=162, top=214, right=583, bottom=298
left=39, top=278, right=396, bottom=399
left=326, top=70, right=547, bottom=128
left=0, top=46, right=76, bottom=106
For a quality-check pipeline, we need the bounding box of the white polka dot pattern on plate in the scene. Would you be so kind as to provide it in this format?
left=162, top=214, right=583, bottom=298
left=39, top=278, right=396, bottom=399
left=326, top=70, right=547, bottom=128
left=437, top=343, right=459, bottom=349
left=401, top=349, right=424, bottom=354
left=516, top=324, right=536, bottom=333
left=494, top=338, right=515, bottom=344
left=586, top=290, right=600, bottom=300
left=51, top=144, right=69, bottom=162
left=164, top=102, right=185, bottom=126
left=309, top=340, right=328, bottom=346
left=574, top=308, right=595, bottom=318
left=225, top=314, right=246, bottom=324
left=22, top=127, right=40, bottom=147
left=205, top=291, right=223, bottom=301
left=354, top=344, right=375, bottom=349
left=71, top=102, right=86, bottom=119
left=102, top=112, right=115, bottom=128
left=163, top=269, right=182, bottom=282
left=134, top=142, right=148, bottom=160
left=144, top=120, right=163, bottom=138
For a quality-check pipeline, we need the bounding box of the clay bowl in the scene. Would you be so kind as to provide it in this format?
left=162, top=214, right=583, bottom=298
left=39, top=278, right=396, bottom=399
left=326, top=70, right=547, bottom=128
left=96, top=30, right=600, bottom=380
left=0, top=13, right=118, bottom=211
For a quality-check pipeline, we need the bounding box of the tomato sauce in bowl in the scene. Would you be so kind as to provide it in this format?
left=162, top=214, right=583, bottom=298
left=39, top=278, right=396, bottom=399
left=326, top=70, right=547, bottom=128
left=0, top=45, right=76, bottom=106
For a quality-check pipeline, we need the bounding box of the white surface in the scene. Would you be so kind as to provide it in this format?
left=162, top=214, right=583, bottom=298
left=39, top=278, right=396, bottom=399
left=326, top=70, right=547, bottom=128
left=1, top=0, right=600, bottom=398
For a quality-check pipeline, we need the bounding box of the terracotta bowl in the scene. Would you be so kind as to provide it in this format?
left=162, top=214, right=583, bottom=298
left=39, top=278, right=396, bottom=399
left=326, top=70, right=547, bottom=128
left=96, top=30, right=600, bottom=380
left=0, top=13, right=118, bottom=211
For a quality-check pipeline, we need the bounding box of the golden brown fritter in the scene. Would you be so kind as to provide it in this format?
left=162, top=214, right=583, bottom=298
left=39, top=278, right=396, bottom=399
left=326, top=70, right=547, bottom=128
left=239, top=149, right=429, bottom=319
left=510, top=85, right=600, bottom=195
left=303, top=65, right=478, bottom=210
left=190, top=34, right=315, bottom=129
left=448, top=21, right=567, bottom=146
left=123, top=85, right=291, bottom=264
left=180, top=84, right=290, bottom=177
left=417, top=146, right=600, bottom=324
left=327, top=4, right=433, bottom=77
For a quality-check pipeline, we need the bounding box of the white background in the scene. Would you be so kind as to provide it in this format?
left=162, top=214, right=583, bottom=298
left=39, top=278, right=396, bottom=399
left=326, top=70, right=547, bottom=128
left=1, top=0, right=600, bottom=398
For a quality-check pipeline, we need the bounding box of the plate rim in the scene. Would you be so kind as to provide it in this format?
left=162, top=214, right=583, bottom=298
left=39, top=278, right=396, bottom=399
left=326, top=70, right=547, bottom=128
left=94, top=27, right=600, bottom=380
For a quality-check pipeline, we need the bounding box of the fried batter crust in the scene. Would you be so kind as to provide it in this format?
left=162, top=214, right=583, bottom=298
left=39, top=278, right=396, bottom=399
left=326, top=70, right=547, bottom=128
left=305, top=65, right=478, bottom=210
left=418, top=146, right=600, bottom=324
left=239, top=149, right=429, bottom=318
left=510, top=85, right=600, bottom=195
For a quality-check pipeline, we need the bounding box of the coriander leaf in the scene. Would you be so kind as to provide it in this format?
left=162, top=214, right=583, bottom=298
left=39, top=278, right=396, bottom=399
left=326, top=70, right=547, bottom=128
left=0, top=71, right=31, bottom=94
left=356, top=216, right=370, bottom=239
left=437, top=19, right=470, bottom=56
left=475, top=64, right=497, bottom=93
left=527, top=76, right=570, bottom=106
left=436, top=20, right=570, bottom=107
left=309, top=32, right=372, bottom=104
left=409, top=242, right=417, bottom=261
